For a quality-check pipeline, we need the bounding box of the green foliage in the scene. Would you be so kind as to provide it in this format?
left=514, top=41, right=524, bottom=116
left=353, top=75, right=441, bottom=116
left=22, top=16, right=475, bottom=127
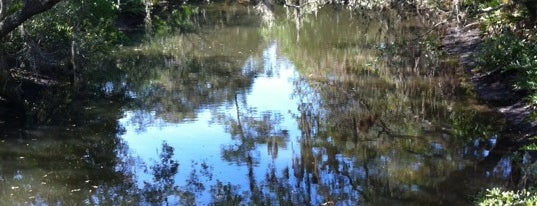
left=5, top=0, right=23, bottom=16
left=521, top=143, right=537, bottom=151
left=464, top=0, right=502, bottom=8
left=476, top=187, right=537, bottom=206
left=152, top=5, right=198, bottom=35
left=152, top=16, right=172, bottom=36
left=463, top=0, right=529, bottom=31
left=474, top=143, right=537, bottom=206
left=477, top=31, right=537, bottom=104
left=478, top=31, right=537, bottom=73
left=12, top=0, right=128, bottom=72
left=119, top=0, right=146, bottom=15
left=449, top=107, right=500, bottom=144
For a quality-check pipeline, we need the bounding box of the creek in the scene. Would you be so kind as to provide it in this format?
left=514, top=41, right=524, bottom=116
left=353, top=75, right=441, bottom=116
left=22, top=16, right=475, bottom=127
left=0, top=4, right=510, bottom=205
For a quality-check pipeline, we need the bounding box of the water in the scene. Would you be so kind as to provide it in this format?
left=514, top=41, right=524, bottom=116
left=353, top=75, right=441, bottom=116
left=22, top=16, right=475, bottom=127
left=0, top=4, right=508, bottom=205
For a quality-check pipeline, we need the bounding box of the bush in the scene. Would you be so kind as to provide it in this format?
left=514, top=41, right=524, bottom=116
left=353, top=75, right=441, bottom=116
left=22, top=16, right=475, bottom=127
left=477, top=31, right=537, bottom=104
left=476, top=187, right=537, bottom=206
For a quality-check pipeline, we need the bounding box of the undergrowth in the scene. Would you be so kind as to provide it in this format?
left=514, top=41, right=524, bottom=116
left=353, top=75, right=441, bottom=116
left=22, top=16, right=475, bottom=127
left=474, top=1, right=537, bottom=104
left=471, top=0, right=537, bottom=205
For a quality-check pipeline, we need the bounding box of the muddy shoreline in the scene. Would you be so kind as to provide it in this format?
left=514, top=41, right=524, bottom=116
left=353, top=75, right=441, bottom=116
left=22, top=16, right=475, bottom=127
left=435, top=23, right=537, bottom=200
left=442, top=23, right=536, bottom=149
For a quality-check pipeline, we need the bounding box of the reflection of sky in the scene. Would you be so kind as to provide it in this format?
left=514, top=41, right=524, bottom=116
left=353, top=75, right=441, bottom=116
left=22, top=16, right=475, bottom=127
left=118, top=42, right=302, bottom=204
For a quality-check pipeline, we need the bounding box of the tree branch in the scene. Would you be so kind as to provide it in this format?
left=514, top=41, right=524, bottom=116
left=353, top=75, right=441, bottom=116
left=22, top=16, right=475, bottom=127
left=0, top=0, right=62, bottom=38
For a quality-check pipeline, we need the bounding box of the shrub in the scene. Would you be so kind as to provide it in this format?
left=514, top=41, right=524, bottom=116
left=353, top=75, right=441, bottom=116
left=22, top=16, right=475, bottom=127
left=476, top=187, right=537, bottom=206
left=477, top=31, right=537, bottom=104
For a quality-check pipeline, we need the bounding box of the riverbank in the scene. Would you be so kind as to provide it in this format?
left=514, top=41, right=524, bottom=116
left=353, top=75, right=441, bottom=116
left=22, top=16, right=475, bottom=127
left=442, top=22, right=537, bottom=146
left=438, top=21, right=537, bottom=204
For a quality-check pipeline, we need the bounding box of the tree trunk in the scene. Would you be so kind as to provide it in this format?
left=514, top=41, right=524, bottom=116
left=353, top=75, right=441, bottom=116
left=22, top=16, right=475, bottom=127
left=0, top=0, right=62, bottom=38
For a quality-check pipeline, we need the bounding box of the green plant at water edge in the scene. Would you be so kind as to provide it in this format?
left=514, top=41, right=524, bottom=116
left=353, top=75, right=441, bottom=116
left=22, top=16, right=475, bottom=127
left=478, top=146, right=537, bottom=206
left=477, top=31, right=537, bottom=104
left=151, top=5, right=198, bottom=36
left=521, top=143, right=537, bottom=151
left=449, top=107, right=501, bottom=144
left=478, top=31, right=537, bottom=73
left=2, top=0, right=127, bottom=68
left=476, top=187, right=537, bottom=206
left=470, top=0, right=537, bottom=106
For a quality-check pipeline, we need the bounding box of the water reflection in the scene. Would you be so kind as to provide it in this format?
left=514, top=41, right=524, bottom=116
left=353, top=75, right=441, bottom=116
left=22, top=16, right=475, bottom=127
left=0, top=4, right=510, bottom=205
left=118, top=37, right=302, bottom=204
left=0, top=97, right=136, bottom=205
left=116, top=6, right=492, bottom=204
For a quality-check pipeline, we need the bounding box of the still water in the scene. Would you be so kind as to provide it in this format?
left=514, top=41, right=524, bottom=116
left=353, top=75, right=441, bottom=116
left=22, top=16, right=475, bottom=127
left=1, top=4, right=507, bottom=205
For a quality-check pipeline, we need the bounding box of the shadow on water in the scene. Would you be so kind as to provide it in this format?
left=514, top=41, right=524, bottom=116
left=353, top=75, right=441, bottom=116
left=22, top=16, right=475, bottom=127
left=0, top=3, right=520, bottom=205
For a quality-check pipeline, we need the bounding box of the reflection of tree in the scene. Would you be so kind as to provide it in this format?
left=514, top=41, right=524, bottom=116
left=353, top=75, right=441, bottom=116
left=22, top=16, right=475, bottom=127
left=0, top=4, right=511, bottom=205
left=214, top=74, right=291, bottom=204
left=135, top=142, right=216, bottom=205
left=142, top=142, right=180, bottom=204
left=101, top=52, right=260, bottom=132
left=288, top=74, right=459, bottom=204
left=222, top=98, right=288, bottom=162
left=81, top=5, right=270, bottom=130
left=0, top=91, right=138, bottom=205
left=209, top=180, right=243, bottom=205
left=263, top=6, right=505, bottom=205
left=0, top=94, right=206, bottom=205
